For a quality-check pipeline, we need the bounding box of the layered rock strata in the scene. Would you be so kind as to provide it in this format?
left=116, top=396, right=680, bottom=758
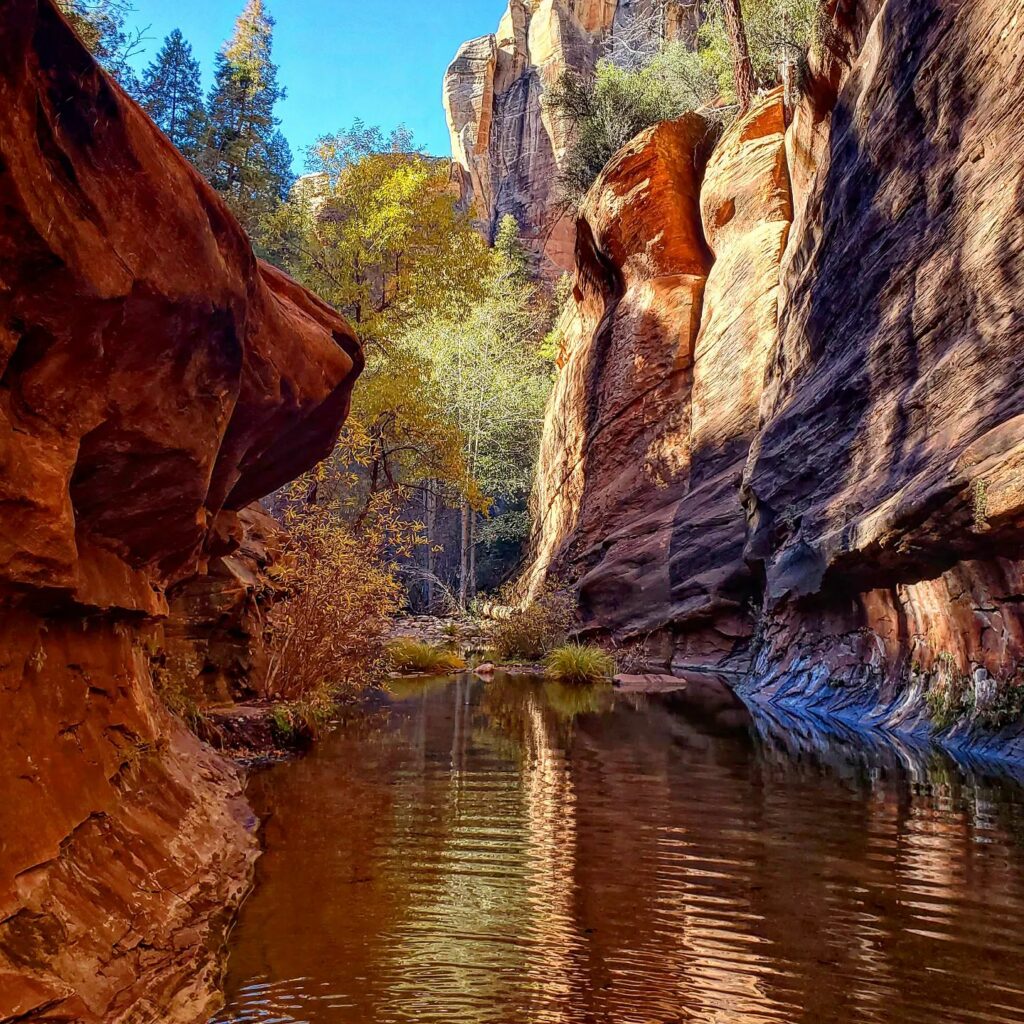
left=0, top=2, right=361, bottom=1020
left=526, top=0, right=1024, bottom=747
left=444, top=0, right=698, bottom=277
left=739, top=0, right=1024, bottom=745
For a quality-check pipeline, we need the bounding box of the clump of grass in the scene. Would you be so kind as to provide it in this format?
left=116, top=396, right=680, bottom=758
left=545, top=644, right=616, bottom=685
left=386, top=639, right=466, bottom=675
left=270, top=690, right=336, bottom=747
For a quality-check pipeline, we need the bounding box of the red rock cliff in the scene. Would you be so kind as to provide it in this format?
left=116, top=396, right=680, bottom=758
left=444, top=0, right=700, bottom=277
left=526, top=0, right=1024, bottom=748
left=0, top=2, right=361, bottom=1020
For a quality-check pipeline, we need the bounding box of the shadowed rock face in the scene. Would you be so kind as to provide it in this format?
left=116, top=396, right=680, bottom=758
left=444, top=0, right=700, bottom=279
left=525, top=93, right=790, bottom=668
left=0, top=2, right=361, bottom=1020
left=740, top=0, right=1024, bottom=734
left=526, top=0, right=1024, bottom=745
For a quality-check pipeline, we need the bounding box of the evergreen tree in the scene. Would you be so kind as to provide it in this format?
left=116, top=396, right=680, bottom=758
left=200, top=0, right=293, bottom=237
left=57, top=0, right=145, bottom=91
left=139, top=30, right=206, bottom=160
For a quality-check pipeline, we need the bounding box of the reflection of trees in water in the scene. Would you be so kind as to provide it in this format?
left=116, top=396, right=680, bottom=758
left=220, top=675, right=1024, bottom=1024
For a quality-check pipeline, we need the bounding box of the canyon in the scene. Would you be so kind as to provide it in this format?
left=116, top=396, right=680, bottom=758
left=444, top=0, right=701, bottom=277
left=0, top=2, right=361, bottom=1019
left=517, top=0, right=1024, bottom=751
left=2, top=0, right=1024, bottom=1019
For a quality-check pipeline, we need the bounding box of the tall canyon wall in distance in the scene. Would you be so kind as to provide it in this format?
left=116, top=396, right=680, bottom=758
left=523, top=0, right=1024, bottom=753
left=0, top=2, right=362, bottom=1020
left=444, top=0, right=700, bottom=278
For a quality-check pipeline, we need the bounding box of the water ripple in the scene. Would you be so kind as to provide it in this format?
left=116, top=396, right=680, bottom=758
left=211, top=674, right=1024, bottom=1024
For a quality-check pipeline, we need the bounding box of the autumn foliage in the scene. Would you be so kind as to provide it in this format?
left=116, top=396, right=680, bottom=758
left=264, top=489, right=405, bottom=701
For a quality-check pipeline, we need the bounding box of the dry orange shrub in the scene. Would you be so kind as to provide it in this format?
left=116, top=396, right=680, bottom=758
left=264, top=491, right=407, bottom=701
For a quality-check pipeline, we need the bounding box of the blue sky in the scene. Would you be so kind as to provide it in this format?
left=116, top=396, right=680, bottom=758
left=126, top=0, right=503, bottom=166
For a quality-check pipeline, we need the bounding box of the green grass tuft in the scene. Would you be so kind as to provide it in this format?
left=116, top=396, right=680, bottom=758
left=544, top=644, right=615, bottom=685
left=386, top=639, right=466, bottom=675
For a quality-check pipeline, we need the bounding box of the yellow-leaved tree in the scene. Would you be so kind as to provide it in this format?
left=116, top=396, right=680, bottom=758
left=268, top=122, right=491, bottom=530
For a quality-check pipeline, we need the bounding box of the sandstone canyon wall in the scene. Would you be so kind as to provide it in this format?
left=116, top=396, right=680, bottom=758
left=525, top=0, right=1024, bottom=752
left=0, top=3, right=361, bottom=1020
left=444, top=0, right=699, bottom=277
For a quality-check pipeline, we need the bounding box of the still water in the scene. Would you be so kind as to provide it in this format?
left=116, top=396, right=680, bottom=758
left=211, top=673, right=1024, bottom=1024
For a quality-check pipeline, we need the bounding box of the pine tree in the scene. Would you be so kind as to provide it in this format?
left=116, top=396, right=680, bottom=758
left=139, top=30, right=206, bottom=160
left=57, top=0, right=145, bottom=91
left=200, top=0, right=293, bottom=237
left=493, top=214, right=531, bottom=286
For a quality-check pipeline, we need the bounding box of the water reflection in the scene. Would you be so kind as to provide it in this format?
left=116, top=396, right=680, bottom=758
left=211, top=673, right=1024, bottom=1024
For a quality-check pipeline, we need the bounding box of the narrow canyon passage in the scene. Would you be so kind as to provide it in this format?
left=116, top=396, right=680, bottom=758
left=5, top=0, right=1024, bottom=1019
left=211, top=676, right=1024, bottom=1024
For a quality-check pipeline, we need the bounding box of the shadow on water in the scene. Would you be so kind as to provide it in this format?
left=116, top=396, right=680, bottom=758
left=212, top=671, right=1024, bottom=1024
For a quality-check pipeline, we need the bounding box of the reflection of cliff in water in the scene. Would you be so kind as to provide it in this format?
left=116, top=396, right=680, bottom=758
left=213, top=672, right=1024, bottom=1024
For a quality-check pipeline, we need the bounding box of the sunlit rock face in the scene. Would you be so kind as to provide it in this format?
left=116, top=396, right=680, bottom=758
left=444, top=0, right=698, bottom=278
left=0, top=2, right=361, bottom=1020
left=524, top=93, right=790, bottom=667
left=740, top=0, right=1024, bottom=736
left=527, top=0, right=1024, bottom=742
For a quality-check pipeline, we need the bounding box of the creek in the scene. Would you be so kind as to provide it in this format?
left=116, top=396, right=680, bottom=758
left=211, top=672, right=1024, bottom=1023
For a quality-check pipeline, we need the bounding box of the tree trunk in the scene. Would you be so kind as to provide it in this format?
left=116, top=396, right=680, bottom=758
left=719, top=0, right=755, bottom=113
left=780, top=11, right=798, bottom=125
left=425, top=482, right=436, bottom=611
left=459, top=500, right=470, bottom=611
left=469, top=511, right=477, bottom=600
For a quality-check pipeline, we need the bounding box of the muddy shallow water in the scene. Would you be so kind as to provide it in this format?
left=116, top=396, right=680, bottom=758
left=211, top=673, right=1024, bottom=1024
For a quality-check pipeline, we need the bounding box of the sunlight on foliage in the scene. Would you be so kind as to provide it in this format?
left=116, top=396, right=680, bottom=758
left=547, top=0, right=820, bottom=207
left=385, top=640, right=467, bottom=675
left=493, top=588, right=574, bottom=662
left=545, top=644, right=616, bottom=686
left=264, top=483, right=405, bottom=701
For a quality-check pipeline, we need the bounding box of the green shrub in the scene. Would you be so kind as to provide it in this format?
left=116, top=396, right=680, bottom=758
left=976, top=678, right=1024, bottom=729
left=547, top=61, right=681, bottom=209
left=696, top=0, right=820, bottom=98
left=547, top=0, right=821, bottom=208
left=270, top=692, right=334, bottom=747
left=493, top=590, right=573, bottom=661
left=545, top=644, right=616, bottom=685
left=386, top=639, right=466, bottom=675
left=925, top=653, right=974, bottom=728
